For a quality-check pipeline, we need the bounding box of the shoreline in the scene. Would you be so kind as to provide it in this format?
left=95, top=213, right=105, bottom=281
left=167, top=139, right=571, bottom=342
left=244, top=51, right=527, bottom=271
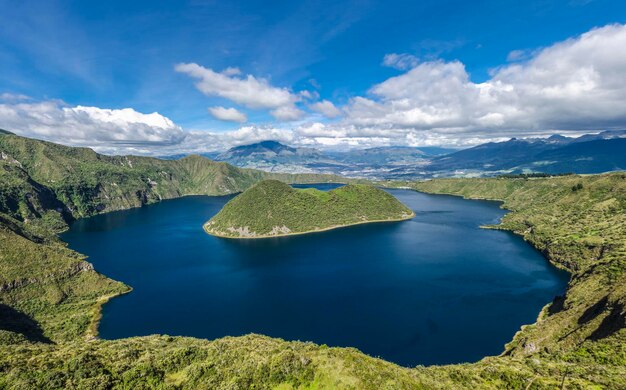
left=203, top=211, right=416, bottom=239
left=85, top=286, right=133, bottom=341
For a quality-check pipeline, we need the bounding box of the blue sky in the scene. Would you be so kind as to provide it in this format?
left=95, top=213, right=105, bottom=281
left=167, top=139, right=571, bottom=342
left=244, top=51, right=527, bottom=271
left=1, top=0, right=626, bottom=153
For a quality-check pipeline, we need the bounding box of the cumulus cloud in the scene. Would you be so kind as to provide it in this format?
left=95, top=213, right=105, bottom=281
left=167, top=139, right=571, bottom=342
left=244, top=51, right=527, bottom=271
left=175, top=62, right=302, bottom=121
left=299, top=90, right=320, bottom=100
left=0, top=100, right=185, bottom=147
left=208, top=106, right=247, bottom=123
left=309, top=100, right=342, bottom=118
left=382, top=53, right=420, bottom=70
left=506, top=49, right=533, bottom=62
left=4, top=24, right=626, bottom=154
left=342, top=23, right=626, bottom=142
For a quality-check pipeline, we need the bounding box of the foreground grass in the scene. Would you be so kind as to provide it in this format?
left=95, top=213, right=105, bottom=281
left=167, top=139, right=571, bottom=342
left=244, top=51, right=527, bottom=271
left=1, top=334, right=624, bottom=389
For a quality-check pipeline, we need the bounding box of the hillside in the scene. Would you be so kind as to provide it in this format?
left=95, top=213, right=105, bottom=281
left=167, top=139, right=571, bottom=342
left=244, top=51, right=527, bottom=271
left=0, top=133, right=344, bottom=223
left=0, top=133, right=345, bottom=344
left=0, top=133, right=625, bottom=388
left=402, top=174, right=626, bottom=367
left=204, top=180, right=414, bottom=238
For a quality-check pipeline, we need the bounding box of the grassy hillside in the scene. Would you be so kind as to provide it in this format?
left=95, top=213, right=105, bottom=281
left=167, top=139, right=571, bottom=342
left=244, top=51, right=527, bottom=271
left=0, top=132, right=625, bottom=388
left=403, top=173, right=626, bottom=367
left=204, top=180, right=414, bottom=238
left=0, top=133, right=344, bottom=345
left=0, top=134, right=345, bottom=223
left=2, top=334, right=624, bottom=389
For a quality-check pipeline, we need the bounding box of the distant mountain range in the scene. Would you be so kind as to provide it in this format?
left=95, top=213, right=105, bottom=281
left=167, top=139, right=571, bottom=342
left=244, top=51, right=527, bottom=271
left=207, top=130, right=625, bottom=179
left=422, top=130, right=626, bottom=177
left=211, top=141, right=458, bottom=177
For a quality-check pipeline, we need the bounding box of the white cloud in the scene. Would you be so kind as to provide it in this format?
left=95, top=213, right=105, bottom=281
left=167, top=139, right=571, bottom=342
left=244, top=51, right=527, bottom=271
left=269, top=105, right=305, bottom=121
left=208, top=106, right=247, bottom=123
left=175, top=62, right=303, bottom=122
left=0, top=93, right=31, bottom=102
left=4, top=24, right=626, bottom=154
left=0, top=100, right=185, bottom=146
left=221, top=67, right=242, bottom=76
left=382, top=53, right=420, bottom=70
left=309, top=100, right=342, bottom=118
left=299, top=90, right=320, bottom=100
left=342, top=23, right=626, bottom=141
left=176, top=63, right=297, bottom=110
left=506, top=49, right=532, bottom=62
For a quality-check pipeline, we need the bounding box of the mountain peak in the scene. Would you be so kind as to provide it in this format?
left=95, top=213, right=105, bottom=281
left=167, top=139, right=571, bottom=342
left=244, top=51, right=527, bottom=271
left=227, top=140, right=296, bottom=155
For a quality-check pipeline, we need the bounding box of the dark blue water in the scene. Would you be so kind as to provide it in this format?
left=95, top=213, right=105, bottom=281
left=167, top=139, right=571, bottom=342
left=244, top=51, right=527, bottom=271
left=61, top=185, right=568, bottom=367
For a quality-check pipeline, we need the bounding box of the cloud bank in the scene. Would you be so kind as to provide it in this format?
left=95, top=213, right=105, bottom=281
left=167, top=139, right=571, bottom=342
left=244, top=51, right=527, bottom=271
left=342, top=23, right=626, bottom=140
left=0, top=101, right=185, bottom=147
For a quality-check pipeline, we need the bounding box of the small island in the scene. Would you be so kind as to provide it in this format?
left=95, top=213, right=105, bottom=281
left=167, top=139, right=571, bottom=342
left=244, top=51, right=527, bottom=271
left=204, top=180, right=415, bottom=238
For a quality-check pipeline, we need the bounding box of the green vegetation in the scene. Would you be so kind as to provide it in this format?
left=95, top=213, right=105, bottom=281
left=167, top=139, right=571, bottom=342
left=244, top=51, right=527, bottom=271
left=0, top=134, right=345, bottom=223
left=497, top=172, right=575, bottom=179
left=0, top=132, right=625, bottom=388
left=0, top=133, right=345, bottom=345
left=405, top=173, right=626, bottom=367
left=204, top=180, right=414, bottom=238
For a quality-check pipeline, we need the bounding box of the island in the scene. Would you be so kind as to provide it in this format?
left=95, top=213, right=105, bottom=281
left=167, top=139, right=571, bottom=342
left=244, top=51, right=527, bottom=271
left=203, top=179, right=415, bottom=238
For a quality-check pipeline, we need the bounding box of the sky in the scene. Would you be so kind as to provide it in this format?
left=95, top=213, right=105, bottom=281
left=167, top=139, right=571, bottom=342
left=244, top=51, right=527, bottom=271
left=1, top=0, right=626, bottom=155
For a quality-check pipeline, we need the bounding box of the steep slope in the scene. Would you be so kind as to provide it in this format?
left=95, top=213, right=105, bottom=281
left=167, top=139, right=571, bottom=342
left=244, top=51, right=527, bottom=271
left=204, top=180, right=414, bottom=238
left=0, top=133, right=343, bottom=220
left=409, top=173, right=626, bottom=366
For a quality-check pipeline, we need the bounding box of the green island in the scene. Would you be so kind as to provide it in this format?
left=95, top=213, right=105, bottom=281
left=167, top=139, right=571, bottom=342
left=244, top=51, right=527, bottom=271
left=204, top=180, right=414, bottom=238
left=0, top=131, right=625, bottom=388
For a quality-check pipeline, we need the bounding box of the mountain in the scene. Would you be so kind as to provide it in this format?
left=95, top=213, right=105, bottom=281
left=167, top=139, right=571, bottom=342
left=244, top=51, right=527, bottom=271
left=204, top=180, right=414, bottom=238
left=532, top=138, right=626, bottom=173
left=425, top=130, right=626, bottom=176
left=331, top=146, right=453, bottom=165
left=213, top=141, right=458, bottom=178
left=216, top=140, right=324, bottom=164
left=0, top=133, right=345, bottom=226
left=213, top=140, right=343, bottom=175
left=168, top=130, right=624, bottom=180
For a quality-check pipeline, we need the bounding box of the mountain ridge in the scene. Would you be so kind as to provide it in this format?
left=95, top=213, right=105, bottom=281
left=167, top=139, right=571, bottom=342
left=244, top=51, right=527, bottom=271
left=195, top=131, right=626, bottom=179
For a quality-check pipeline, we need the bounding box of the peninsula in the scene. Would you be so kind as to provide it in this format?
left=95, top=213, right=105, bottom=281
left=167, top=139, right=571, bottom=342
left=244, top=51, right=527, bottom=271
left=204, top=180, right=415, bottom=238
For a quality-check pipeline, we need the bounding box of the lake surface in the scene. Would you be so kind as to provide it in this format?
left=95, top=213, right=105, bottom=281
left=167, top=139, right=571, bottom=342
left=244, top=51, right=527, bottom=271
left=61, top=185, right=568, bottom=367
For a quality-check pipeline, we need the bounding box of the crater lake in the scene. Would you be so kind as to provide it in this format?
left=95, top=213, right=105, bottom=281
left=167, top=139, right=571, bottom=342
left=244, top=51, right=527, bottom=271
left=61, top=185, right=569, bottom=367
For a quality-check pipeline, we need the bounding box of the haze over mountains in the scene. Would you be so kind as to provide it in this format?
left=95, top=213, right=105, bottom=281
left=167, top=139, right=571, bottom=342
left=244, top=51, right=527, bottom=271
left=203, top=130, right=626, bottom=179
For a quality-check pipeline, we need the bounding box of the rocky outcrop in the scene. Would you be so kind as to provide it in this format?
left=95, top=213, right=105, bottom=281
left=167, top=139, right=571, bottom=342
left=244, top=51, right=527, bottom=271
left=0, top=261, right=94, bottom=293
